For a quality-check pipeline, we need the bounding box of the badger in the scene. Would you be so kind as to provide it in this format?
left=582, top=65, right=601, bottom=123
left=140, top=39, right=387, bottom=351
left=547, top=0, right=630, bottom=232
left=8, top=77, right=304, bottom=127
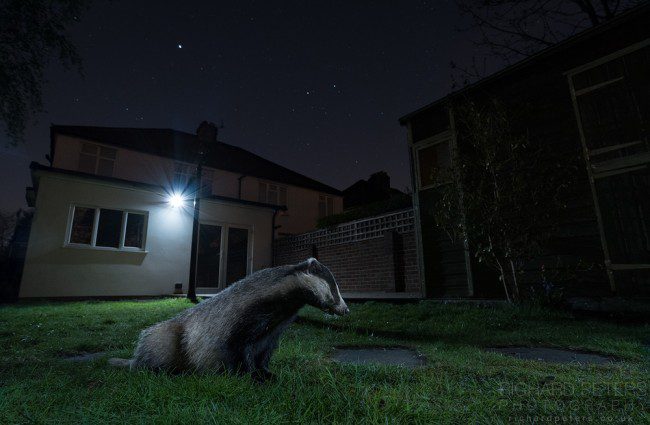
left=112, top=258, right=348, bottom=381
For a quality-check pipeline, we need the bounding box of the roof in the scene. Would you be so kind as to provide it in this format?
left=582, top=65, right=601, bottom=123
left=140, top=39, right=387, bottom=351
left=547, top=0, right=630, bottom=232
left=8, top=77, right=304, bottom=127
left=398, top=3, right=650, bottom=124
left=51, top=125, right=342, bottom=196
left=29, top=162, right=286, bottom=211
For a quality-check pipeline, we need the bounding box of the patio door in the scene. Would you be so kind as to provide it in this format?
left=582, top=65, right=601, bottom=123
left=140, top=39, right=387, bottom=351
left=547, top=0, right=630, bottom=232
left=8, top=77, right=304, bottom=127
left=568, top=41, right=650, bottom=296
left=196, top=222, right=251, bottom=293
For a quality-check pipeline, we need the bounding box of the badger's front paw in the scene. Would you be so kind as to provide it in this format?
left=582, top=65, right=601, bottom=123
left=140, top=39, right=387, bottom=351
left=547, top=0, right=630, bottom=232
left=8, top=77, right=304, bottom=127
left=251, top=369, right=275, bottom=384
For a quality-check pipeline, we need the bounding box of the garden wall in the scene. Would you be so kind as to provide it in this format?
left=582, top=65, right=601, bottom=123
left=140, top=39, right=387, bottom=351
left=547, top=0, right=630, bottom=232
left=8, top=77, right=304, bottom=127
left=274, top=209, right=421, bottom=294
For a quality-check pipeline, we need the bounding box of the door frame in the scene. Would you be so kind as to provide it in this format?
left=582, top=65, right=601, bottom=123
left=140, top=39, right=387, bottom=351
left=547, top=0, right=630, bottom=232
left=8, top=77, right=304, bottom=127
left=566, top=39, right=650, bottom=292
left=195, top=220, right=254, bottom=293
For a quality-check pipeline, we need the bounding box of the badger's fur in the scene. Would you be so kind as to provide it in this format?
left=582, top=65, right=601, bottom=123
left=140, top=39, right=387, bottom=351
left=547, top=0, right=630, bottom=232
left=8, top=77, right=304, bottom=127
left=126, top=258, right=348, bottom=380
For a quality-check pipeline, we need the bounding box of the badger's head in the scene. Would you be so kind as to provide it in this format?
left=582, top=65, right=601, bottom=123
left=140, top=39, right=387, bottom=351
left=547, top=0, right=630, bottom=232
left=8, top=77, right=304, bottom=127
left=294, top=258, right=349, bottom=316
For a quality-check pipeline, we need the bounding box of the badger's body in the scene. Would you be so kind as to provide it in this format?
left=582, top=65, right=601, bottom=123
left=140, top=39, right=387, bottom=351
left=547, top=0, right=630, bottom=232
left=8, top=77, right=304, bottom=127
left=129, top=259, right=348, bottom=380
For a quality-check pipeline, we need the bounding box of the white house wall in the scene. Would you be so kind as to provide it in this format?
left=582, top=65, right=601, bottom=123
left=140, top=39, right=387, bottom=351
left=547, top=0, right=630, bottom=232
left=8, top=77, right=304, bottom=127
left=19, top=173, right=274, bottom=298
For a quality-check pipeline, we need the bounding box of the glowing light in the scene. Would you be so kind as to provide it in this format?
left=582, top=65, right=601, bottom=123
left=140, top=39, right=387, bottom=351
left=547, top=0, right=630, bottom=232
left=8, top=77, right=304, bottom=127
left=168, top=193, right=185, bottom=208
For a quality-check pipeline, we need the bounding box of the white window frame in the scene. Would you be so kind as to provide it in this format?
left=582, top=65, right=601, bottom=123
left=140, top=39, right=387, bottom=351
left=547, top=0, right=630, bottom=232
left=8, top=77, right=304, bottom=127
left=258, top=181, right=288, bottom=206
left=174, top=162, right=214, bottom=196
left=318, top=194, right=335, bottom=219
left=413, top=132, right=453, bottom=191
left=195, top=220, right=254, bottom=290
left=64, top=204, right=149, bottom=252
left=78, top=142, right=118, bottom=176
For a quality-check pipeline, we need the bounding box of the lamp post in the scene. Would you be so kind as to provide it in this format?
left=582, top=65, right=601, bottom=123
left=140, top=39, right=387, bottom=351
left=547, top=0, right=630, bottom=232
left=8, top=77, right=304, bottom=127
left=187, top=121, right=217, bottom=303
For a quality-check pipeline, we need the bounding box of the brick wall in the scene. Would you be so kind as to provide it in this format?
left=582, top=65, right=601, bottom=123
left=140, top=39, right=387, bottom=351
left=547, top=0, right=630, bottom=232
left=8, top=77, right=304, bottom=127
left=274, top=210, right=421, bottom=294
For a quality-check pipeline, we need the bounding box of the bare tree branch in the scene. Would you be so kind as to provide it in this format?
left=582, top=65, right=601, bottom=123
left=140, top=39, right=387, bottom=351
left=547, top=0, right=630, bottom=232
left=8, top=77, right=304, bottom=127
left=453, top=0, right=640, bottom=73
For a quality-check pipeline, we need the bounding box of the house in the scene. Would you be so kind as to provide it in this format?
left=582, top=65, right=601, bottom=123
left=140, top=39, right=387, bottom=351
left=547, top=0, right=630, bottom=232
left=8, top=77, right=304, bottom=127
left=399, top=5, right=650, bottom=299
left=343, top=171, right=407, bottom=210
left=19, top=122, right=342, bottom=298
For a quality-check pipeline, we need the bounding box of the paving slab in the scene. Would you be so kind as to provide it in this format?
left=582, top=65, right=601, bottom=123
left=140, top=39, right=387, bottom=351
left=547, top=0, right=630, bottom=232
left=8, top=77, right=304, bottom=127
left=62, top=352, right=107, bottom=362
left=485, top=347, right=615, bottom=364
left=331, top=346, right=426, bottom=368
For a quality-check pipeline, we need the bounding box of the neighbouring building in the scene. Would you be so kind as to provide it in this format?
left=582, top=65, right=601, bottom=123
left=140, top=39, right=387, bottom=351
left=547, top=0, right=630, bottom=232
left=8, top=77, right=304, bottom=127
left=343, top=171, right=410, bottom=209
left=400, top=5, right=649, bottom=299
left=19, top=123, right=342, bottom=298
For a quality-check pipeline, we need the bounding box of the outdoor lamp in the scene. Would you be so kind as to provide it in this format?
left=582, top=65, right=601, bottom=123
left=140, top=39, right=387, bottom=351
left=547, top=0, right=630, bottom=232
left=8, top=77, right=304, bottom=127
left=168, top=193, right=185, bottom=208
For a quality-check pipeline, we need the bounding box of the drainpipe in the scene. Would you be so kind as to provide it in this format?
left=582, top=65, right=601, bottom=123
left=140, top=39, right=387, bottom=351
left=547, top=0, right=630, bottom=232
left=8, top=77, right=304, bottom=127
left=238, top=175, right=246, bottom=199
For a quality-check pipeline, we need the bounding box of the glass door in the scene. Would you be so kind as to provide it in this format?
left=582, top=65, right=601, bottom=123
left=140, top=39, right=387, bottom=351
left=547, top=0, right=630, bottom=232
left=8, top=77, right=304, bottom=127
left=196, top=224, right=222, bottom=289
left=196, top=223, right=251, bottom=292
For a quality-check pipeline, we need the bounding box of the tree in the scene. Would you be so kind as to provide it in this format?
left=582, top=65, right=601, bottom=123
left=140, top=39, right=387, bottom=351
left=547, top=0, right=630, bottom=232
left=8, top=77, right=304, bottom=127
left=453, top=0, right=640, bottom=79
left=0, top=209, right=16, bottom=252
left=0, top=0, right=88, bottom=145
left=429, top=99, right=574, bottom=302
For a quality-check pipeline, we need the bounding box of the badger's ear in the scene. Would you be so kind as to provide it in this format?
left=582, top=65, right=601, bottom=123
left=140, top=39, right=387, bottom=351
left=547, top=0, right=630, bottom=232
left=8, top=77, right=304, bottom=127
left=294, top=257, right=321, bottom=274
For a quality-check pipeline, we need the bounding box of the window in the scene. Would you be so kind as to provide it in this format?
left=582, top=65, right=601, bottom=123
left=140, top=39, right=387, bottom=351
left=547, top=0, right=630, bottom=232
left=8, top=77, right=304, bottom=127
left=67, top=206, right=147, bottom=250
left=173, top=162, right=195, bottom=191
left=69, top=207, right=94, bottom=244
left=95, top=209, right=122, bottom=248
left=174, top=163, right=213, bottom=196
left=416, top=139, right=451, bottom=189
left=318, top=195, right=334, bottom=219
left=78, top=143, right=117, bottom=177
left=258, top=182, right=287, bottom=206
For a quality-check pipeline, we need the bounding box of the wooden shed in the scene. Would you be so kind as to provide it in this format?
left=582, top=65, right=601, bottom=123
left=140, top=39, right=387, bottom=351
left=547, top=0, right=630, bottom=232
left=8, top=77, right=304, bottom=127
left=399, top=5, right=650, bottom=299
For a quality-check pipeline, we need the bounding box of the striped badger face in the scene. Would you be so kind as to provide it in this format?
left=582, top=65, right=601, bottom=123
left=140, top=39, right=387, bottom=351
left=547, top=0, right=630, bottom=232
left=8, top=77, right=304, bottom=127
left=296, top=258, right=349, bottom=316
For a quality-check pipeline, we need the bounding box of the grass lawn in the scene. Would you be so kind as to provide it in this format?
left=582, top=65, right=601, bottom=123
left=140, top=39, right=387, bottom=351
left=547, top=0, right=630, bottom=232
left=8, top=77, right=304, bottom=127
left=0, top=299, right=648, bottom=424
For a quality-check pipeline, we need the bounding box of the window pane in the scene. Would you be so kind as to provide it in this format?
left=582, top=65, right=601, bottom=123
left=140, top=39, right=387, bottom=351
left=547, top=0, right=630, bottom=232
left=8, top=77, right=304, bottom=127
left=81, top=143, right=98, bottom=154
left=99, top=146, right=117, bottom=159
left=197, top=224, right=222, bottom=287
left=226, top=227, right=248, bottom=285
left=78, top=153, right=97, bottom=174
left=258, top=182, right=267, bottom=203
left=124, top=213, right=145, bottom=248
left=95, top=209, right=122, bottom=248
left=268, top=188, right=278, bottom=205
left=97, top=158, right=114, bottom=176
left=327, top=197, right=334, bottom=215
left=418, top=141, right=450, bottom=188
left=70, top=207, right=95, bottom=244
left=279, top=187, right=287, bottom=206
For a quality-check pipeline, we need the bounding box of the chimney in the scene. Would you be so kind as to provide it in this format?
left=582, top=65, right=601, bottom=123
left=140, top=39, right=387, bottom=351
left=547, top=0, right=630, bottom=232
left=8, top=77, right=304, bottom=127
left=196, top=121, right=218, bottom=144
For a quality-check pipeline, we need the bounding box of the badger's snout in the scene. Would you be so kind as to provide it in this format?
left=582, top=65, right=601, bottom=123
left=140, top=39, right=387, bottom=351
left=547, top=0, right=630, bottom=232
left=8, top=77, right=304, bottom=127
left=331, top=301, right=350, bottom=316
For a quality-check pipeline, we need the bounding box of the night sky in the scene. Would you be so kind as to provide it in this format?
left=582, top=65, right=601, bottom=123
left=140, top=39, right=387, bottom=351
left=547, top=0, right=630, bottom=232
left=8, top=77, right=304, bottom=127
left=0, top=0, right=478, bottom=212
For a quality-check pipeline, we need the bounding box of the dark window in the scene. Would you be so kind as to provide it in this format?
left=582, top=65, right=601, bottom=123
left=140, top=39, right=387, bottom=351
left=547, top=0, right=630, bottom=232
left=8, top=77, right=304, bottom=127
left=226, top=227, right=248, bottom=285
left=124, top=213, right=145, bottom=248
left=259, top=182, right=287, bottom=206
left=318, top=195, right=335, bottom=218
left=70, top=207, right=95, bottom=244
left=417, top=141, right=450, bottom=189
left=78, top=143, right=116, bottom=176
left=95, top=209, right=122, bottom=248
